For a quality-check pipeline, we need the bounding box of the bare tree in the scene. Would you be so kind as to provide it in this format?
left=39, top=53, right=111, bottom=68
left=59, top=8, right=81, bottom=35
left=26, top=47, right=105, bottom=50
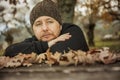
left=78, top=0, right=120, bottom=46
left=57, top=0, right=77, bottom=23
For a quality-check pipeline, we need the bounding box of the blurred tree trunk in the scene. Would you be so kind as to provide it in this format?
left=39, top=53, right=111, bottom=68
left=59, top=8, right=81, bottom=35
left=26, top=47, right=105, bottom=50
left=57, top=0, right=76, bottom=23
left=87, top=14, right=96, bottom=46
left=87, top=23, right=95, bottom=46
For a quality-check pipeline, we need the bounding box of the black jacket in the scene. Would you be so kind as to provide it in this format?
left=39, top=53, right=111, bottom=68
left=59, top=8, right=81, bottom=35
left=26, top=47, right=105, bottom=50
left=4, top=23, right=89, bottom=57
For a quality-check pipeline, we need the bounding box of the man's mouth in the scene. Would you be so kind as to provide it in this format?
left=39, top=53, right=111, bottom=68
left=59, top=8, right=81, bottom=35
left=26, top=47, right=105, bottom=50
left=42, top=34, right=51, bottom=38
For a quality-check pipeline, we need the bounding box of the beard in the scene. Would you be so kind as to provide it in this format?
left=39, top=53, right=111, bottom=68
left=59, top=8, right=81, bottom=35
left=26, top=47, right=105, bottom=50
left=40, top=32, right=57, bottom=41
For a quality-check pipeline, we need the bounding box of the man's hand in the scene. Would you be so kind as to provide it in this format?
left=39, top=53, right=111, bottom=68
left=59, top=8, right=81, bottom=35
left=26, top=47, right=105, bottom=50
left=48, top=33, right=71, bottom=47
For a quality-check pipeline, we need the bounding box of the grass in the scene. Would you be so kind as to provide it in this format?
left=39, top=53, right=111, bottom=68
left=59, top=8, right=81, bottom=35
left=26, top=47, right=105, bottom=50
left=93, top=40, right=120, bottom=53
left=0, top=49, right=4, bottom=56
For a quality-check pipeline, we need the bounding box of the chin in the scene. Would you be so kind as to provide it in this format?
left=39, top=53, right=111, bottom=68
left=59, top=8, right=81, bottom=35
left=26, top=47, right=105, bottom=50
left=42, top=38, right=54, bottom=42
left=41, top=35, right=56, bottom=41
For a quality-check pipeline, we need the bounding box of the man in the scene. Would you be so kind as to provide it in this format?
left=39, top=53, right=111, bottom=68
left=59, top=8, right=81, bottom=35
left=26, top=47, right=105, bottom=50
left=4, top=0, right=89, bottom=57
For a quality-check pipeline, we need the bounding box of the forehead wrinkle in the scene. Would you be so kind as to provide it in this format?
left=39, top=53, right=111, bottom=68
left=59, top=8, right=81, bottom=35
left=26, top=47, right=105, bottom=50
left=35, top=18, right=50, bottom=22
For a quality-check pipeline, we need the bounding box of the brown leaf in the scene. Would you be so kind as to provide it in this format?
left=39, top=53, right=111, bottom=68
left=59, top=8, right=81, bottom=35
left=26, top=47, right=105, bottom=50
left=35, top=53, right=46, bottom=63
left=45, top=49, right=57, bottom=66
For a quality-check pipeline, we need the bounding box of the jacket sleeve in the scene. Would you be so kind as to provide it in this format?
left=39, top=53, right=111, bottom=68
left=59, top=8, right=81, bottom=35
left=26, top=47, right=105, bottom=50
left=50, top=25, right=89, bottom=53
left=4, top=40, right=48, bottom=57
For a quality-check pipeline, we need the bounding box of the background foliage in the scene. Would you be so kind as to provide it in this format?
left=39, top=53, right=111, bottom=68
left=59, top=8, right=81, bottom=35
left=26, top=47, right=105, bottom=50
left=0, top=0, right=120, bottom=55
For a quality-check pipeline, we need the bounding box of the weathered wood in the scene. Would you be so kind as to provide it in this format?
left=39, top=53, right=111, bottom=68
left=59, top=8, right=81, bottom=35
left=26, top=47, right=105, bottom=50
left=0, top=62, right=120, bottom=80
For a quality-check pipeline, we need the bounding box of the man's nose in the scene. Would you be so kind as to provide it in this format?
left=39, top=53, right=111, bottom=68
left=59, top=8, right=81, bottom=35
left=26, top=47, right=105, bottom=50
left=42, top=23, right=48, bottom=31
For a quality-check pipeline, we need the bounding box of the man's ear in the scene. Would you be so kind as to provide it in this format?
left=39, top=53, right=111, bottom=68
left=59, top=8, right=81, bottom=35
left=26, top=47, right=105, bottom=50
left=60, top=25, right=62, bottom=30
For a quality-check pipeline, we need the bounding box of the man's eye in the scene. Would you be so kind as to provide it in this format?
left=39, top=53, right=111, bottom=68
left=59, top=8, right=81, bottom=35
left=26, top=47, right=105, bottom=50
left=47, top=21, right=53, bottom=23
left=35, top=23, right=42, bottom=26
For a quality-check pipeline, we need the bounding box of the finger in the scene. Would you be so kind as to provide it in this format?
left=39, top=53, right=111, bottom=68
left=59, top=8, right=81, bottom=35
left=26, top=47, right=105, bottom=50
left=61, top=33, right=71, bottom=38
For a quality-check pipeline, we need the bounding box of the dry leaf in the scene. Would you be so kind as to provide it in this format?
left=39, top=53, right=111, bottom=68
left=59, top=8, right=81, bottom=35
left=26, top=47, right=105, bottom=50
left=0, top=47, right=119, bottom=69
left=35, top=53, right=46, bottom=63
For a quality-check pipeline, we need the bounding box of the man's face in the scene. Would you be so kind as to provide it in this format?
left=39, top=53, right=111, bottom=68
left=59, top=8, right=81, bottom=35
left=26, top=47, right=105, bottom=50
left=33, top=16, right=62, bottom=41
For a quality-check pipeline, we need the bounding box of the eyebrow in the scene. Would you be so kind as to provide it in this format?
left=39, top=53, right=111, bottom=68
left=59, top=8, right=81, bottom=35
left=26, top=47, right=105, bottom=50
left=35, top=21, right=41, bottom=24
left=46, top=18, right=53, bottom=21
left=35, top=18, right=53, bottom=23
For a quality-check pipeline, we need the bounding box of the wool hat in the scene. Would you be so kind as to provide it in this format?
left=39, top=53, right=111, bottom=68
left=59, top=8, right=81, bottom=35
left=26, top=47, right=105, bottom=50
left=30, top=0, right=62, bottom=26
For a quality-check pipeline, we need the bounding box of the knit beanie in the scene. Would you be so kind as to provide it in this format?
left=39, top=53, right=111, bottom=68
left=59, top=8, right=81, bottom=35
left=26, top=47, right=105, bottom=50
left=30, top=0, right=62, bottom=26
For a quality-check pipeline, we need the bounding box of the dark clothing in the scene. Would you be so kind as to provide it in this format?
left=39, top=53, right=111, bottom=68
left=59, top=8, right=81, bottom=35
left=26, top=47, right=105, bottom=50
left=4, top=23, right=89, bottom=57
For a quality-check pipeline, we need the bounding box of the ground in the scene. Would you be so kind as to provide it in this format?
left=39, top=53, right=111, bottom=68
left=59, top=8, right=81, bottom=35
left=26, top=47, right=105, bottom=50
left=0, top=40, right=120, bottom=80
left=0, top=62, right=120, bottom=80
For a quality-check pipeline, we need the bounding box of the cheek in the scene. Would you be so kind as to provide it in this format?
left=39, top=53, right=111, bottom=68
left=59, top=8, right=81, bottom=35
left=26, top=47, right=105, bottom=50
left=33, top=28, right=42, bottom=37
left=51, top=26, right=61, bottom=36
